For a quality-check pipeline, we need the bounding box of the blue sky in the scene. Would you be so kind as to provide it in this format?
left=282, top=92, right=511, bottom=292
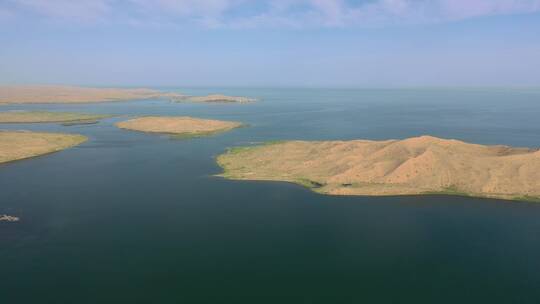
left=1, top=0, right=539, bottom=87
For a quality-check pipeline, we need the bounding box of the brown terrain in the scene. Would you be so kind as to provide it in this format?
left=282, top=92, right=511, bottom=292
left=0, top=85, right=182, bottom=104
left=175, top=94, right=256, bottom=103
left=116, top=116, right=242, bottom=137
left=0, top=131, right=87, bottom=164
left=217, top=135, right=540, bottom=202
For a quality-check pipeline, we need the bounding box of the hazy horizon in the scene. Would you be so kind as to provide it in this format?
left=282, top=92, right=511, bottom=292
left=1, top=0, right=540, bottom=87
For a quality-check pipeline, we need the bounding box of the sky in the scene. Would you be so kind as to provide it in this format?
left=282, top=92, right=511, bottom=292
left=1, top=0, right=540, bottom=87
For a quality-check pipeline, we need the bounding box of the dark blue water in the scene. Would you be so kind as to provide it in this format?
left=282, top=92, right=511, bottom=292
left=1, top=88, right=540, bottom=303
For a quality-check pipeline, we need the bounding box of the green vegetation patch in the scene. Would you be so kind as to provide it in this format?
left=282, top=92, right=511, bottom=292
left=295, top=178, right=325, bottom=189
left=512, top=195, right=540, bottom=203
left=61, top=119, right=101, bottom=126
left=226, top=146, right=256, bottom=154
left=0, top=111, right=112, bottom=124
left=262, top=140, right=286, bottom=146
left=169, top=128, right=237, bottom=140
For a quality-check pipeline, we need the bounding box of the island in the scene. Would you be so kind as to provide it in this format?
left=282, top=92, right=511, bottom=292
left=0, top=131, right=87, bottom=164
left=0, top=215, right=20, bottom=222
left=0, top=111, right=112, bottom=125
left=174, top=94, right=256, bottom=103
left=116, top=116, right=243, bottom=138
left=0, top=85, right=183, bottom=104
left=217, top=135, right=540, bottom=202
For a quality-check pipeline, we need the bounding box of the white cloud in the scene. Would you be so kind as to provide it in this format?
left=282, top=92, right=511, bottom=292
left=129, top=0, right=233, bottom=16
left=2, top=0, right=540, bottom=28
left=437, top=0, right=540, bottom=20
left=11, top=0, right=111, bottom=21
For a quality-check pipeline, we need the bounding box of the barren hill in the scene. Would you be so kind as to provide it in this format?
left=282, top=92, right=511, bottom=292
left=217, top=136, right=540, bottom=201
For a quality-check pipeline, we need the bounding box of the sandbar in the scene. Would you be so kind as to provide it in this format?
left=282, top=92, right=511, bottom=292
left=217, top=135, right=540, bottom=202
left=175, top=94, right=256, bottom=103
left=0, top=131, right=87, bottom=164
left=116, top=116, right=243, bottom=137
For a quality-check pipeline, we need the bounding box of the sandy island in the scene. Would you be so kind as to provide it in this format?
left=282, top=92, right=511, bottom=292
left=0, top=111, right=112, bottom=125
left=174, top=94, right=256, bottom=103
left=0, top=85, right=182, bottom=104
left=0, top=131, right=87, bottom=164
left=116, top=116, right=243, bottom=138
left=217, top=135, right=540, bottom=202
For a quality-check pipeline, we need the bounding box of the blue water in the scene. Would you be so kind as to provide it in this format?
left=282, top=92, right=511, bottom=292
left=1, top=88, right=540, bottom=303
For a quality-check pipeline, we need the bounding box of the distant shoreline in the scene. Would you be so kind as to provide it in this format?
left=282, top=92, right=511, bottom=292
left=0, top=85, right=183, bottom=104
left=0, top=111, right=112, bottom=124
left=0, top=85, right=256, bottom=105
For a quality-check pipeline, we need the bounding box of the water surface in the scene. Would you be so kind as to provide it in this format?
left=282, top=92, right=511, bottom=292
left=1, top=88, right=540, bottom=303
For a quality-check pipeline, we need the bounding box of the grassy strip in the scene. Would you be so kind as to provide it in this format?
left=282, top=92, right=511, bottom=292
left=512, top=195, right=540, bottom=203
left=169, top=125, right=243, bottom=140
left=295, top=178, right=325, bottom=189
left=226, top=146, right=255, bottom=154
left=0, top=111, right=112, bottom=124
left=423, top=186, right=540, bottom=202
left=61, top=119, right=101, bottom=126
left=224, top=140, right=286, bottom=155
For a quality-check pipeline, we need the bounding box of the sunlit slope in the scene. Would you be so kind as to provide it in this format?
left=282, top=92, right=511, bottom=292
left=217, top=136, right=540, bottom=201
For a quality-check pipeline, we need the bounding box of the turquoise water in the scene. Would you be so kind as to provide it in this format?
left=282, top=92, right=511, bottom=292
left=1, top=88, right=540, bottom=303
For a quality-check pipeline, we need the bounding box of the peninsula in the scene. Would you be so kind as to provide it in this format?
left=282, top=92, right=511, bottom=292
left=116, top=116, right=242, bottom=137
left=217, top=136, right=540, bottom=202
left=0, top=131, right=87, bottom=164
left=175, top=94, right=256, bottom=103
left=0, top=85, right=182, bottom=104
left=0, top=111, right=112, bottom=125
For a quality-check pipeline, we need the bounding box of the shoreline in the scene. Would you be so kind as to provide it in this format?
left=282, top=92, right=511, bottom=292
left=215, top=172, right=540, bottom=203
left=0, top=85, right=184, bottom=104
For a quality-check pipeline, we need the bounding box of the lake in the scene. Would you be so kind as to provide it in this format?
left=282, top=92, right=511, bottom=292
left=1, top=88, right=540, bottom=303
